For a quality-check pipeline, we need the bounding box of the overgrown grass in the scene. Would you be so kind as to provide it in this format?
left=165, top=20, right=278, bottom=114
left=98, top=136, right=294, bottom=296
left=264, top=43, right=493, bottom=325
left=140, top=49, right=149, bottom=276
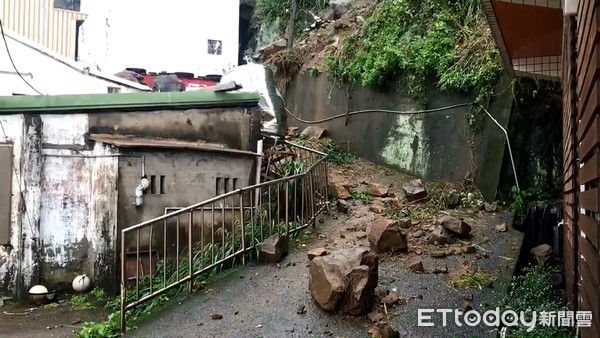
left=325, top=0, right=501, bottom=130
left=291, top=137, right=356, bottom=166
left=255, top=0, right=329, bottom=35
left=500, top=264, right=572, bottom=337
left=351, top=190, right=372, bottom=201
left=448, top=265, right=496, bottom=289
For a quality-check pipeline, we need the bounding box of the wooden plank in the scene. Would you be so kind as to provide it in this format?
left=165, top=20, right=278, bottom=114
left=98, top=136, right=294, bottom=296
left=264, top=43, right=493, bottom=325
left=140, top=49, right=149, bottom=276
left=577, top=1, right=597, bottom=71
left=577, top=51, right=599, bottom=119
left=580, top=236, right=600, bottom=288
left=579, top=118, right=600, bottom=161
left=580, top=152, right=600, bottom=184
left=580, top=214, right=600, bottom=251
left=578, top=81, right=600, bottom=139
left=576, top=3, right=597, bottom=84
left=580, top=188, right=600, bottom=212
left=579, top=286, right=600, bottom=338
left=576, top=0, right=595, bottom=48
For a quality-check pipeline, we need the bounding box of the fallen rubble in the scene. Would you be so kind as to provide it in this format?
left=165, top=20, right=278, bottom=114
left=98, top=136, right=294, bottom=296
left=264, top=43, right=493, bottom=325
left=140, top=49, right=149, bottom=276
left=309, top=247, right=378, bottom=315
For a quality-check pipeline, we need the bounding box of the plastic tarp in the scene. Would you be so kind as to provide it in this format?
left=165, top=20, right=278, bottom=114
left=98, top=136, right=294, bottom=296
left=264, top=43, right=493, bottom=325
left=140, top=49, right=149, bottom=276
left=220, top=63, right=287, bottom=137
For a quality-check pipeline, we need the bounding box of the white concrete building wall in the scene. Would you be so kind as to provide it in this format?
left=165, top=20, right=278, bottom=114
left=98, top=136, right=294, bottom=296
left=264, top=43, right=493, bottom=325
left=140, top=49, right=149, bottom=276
left=0, top=113, right=120, bottom=296
left=0, top=30, right=150, bottom=96
left=78, top=0, right=240, bottom=76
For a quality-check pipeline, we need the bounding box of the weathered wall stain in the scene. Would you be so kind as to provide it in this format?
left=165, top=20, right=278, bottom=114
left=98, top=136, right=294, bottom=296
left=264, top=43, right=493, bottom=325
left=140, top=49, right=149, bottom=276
left=1, top=106, right=259, bottom=298
left=285, top=72, right=514, bottom=200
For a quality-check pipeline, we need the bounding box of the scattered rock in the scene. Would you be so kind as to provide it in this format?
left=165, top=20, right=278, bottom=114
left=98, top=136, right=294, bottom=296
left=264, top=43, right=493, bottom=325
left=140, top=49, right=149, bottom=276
left=409, top=260, right=424, bottom=273
left=71, top=319, right=81, bottom=325
left=445, top=190, right=462, bottom=209
left=428, top=226, right=451, bottom=245
left=430, top=250, right=448, bottom=258
left=300, top=126, right=326, bottom=139
left=368, top=322, right=400, bottom=338
left=369, top=204, right=386, bottom=214
left=381, top=293, right=399, bottom=305
left=402, top=179, right=428, bottom=202
left=397, top=219, right=412, bottom=229
left=484, top=202, right=497, bottom=212
left=211, top=313, right=223, bottom=320
left=259, top=234, right=289, bottom=264
left=438, top=216, right=471, bottom=236
left=412, top=230, right=423, bottom=238
left=296, top=304, right=307, bottom=314
left=257, top=38, right=287, bottom=60
left=336, top=199, right=350, bottom=213
left=415, top=249, right=423, bottom=255
left=307, top=248, right=329, bottom=261
left=309, top=247, right=378, bottom=315
left=463, top=245, right=477, bottom=254
left=494, top=223, right=508, bottom=232
left=367, top=183, right=389, bottom=197
left=530, top=244, right=553, bottom=264
left=368, top=311, right=384, bottom=323
left=432, top=264, right=448, bottom=274
left=475, top=251, right=491, bottom=259
left=375, top=287, right=390, bottom=300
left=328, top=174, right=352, bottom=199
left=368, top=218, right=408, bottom=253
left=383, top=197, right=402, bottom=209
left=462, top=218, right=477, bottom=229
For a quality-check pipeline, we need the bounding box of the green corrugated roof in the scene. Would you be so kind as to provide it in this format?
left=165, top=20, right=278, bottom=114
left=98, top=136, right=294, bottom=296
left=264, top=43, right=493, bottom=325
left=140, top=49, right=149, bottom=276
left=0, top=90, right=260, bottom=114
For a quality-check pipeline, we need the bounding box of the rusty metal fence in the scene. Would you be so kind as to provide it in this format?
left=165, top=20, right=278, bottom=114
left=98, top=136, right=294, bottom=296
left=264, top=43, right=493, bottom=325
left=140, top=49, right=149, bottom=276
left=118, top=141, right=328, bottom=331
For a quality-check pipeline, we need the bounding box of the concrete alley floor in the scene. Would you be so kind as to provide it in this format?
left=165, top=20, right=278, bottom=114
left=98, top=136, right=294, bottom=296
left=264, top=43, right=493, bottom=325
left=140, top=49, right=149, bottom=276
left=128, top=160, right=523, bottom=338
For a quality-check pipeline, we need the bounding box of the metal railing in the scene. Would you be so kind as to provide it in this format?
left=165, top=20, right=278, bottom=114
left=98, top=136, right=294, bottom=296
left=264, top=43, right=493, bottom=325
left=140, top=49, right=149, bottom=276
left=119, top=140, right=328, bottom=332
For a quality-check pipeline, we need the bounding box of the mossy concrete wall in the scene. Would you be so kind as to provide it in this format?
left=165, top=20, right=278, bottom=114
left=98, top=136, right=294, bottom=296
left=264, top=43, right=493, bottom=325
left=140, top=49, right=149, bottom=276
left=285, top=72, right=513, bottom=201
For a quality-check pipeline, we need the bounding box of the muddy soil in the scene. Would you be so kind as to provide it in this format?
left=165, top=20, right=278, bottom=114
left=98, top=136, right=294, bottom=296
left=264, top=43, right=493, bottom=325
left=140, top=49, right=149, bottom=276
left=0, top=297, right=108, bottom=338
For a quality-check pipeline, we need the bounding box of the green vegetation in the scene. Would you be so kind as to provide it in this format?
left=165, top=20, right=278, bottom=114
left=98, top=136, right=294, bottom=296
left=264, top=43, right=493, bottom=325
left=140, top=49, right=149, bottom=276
left=351, top=190, right=372, bottom=201
left=325, top=0, right=501, bottom=130
left=255, top=0, right=329, bottom=34
left=500, top=264, right=572, bottom=337
left=508, top=186, right=531, bottom=217
left=78, top=215, right=305, bottom=337
left=70, top=287, right=110, bottom=310
left=322, top=139, right=356, bottom=165
left=448, top=266, right=496, bottom=289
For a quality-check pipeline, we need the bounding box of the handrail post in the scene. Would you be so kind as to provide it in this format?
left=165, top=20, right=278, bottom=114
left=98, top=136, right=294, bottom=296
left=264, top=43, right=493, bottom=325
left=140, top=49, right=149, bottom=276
left=239, top=191, right=246, bottom=265
left=188, top=211, right=193, bottom=294
left=120, top=231, right=126, bottom=333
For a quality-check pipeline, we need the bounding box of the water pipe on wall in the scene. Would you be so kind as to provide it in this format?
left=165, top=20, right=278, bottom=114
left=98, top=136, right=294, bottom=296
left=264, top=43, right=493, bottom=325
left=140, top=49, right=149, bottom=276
left=482, top=107, right=520, bottom=191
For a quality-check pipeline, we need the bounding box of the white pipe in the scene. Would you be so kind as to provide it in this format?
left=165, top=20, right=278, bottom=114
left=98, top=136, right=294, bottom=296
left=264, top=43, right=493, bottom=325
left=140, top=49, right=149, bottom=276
left=135, top=177, right=150, bottom=207
left=483, top=108, right=520, bottom=191
left=254, top=139, right=264, bottom=209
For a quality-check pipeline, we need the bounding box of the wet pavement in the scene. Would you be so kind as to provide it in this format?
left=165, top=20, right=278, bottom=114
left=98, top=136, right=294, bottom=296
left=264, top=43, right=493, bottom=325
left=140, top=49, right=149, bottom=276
left=128, top=210, right=522, bottom=338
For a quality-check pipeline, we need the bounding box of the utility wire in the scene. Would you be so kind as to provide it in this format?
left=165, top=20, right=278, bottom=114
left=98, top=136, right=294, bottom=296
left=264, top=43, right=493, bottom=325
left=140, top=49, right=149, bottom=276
left=0, top=19, right=44, bottom=95
left=285, top=102, right=474, bottom=124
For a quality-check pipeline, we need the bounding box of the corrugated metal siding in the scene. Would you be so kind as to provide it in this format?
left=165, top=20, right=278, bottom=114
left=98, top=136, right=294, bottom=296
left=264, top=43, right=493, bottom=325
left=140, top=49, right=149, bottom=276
left=0, top=0, right=86, bottom=59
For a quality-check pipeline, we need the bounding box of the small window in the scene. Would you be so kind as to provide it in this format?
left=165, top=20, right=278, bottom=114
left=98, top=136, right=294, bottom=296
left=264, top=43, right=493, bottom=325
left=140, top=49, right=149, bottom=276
left=108, top=87, right=121, bottom=94
left=207, top=39, right=222, bottom=55
left=215, top=177, right=238, bottom=195
left=148, top=175, right=166, bottom=195
left=54, top=0, right=81, bottom=12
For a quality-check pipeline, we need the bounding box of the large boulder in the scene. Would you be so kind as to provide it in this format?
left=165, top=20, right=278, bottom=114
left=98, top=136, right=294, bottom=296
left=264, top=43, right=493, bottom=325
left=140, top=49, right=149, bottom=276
left=530, top=244, right=553, bottom=264
left=367, top=183, right=389, bottom=197
left=259, top=234, right=289, bottom=263
left=428, top=225, right=451, bottom=245
left=368, top=218, right=408, bottom=253
left=438, top=216, right=471, bottom=236
left=309, top=248, right=378, bottom=315
left=328, top=173, right=352, bottom=199
left=402, top=179, right=428, bottom=202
